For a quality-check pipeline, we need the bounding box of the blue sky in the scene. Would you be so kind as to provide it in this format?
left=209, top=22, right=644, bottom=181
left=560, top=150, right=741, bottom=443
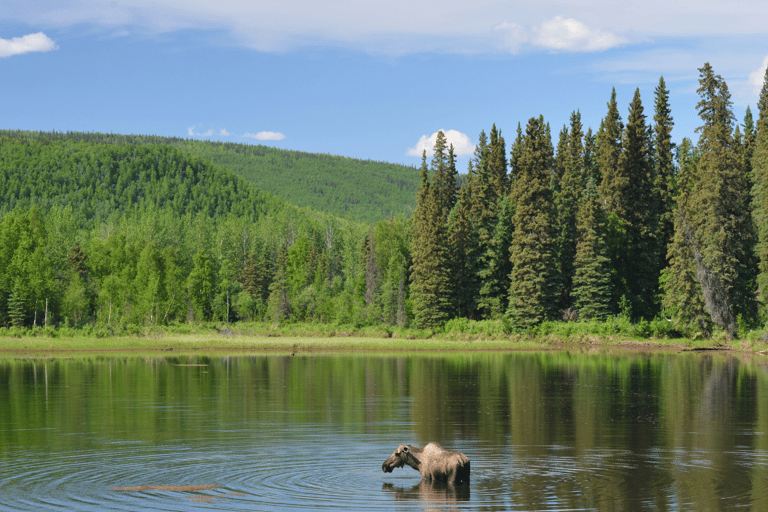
left=2, top=1, right=768, bottom=171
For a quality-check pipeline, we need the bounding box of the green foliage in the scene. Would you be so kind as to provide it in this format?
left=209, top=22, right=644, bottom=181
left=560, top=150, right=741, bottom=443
left=410, top=137, right=457, bottom=329
left=653, top=76, right=677, bottom=270
left=753, top=65, right=768, bottom=309
left=507, top=116, right=559, bottom=328
left=572, top=178, right=612, bottom=320
left=0, top=130, right=419, bottom=224
left=554, top=110, right=586, bottom=310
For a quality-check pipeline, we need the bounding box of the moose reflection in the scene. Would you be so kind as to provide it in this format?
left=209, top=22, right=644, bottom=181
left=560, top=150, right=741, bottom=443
left=382, top=443, right=470, bottom=485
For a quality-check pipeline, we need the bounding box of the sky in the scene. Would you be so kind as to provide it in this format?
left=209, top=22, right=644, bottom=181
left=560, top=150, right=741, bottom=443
left=2, top=1, right=768, bottom=172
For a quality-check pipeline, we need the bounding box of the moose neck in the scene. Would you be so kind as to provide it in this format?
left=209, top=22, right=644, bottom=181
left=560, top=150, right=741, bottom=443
left=404, top=446, right=423, bottom=472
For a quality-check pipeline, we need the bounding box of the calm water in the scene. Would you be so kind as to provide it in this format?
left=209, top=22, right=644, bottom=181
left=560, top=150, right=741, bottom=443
left=1, top=350, right=768, bottom=511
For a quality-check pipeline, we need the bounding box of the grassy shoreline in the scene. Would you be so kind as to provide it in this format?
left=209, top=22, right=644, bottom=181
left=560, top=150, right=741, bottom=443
left=1, top=322, right=765, bottom=357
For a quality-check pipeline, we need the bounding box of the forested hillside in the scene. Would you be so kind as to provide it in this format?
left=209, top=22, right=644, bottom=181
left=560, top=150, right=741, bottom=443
left=2, top=62, right=767, bottom=341
left=0, top=130, right=419, bottom=224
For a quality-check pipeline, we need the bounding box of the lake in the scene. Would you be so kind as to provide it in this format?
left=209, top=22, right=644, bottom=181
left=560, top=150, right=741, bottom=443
left=1, top=350, right=767, bottom=510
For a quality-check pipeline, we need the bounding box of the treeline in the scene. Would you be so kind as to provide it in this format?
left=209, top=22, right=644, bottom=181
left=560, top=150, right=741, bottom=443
left=0, top=130, right=420, bottom=224
left=0, top=137, right=413, bottom=330
left=409, top=63, right=768, bottom=338
left=2, top=62, right=767, bottom=339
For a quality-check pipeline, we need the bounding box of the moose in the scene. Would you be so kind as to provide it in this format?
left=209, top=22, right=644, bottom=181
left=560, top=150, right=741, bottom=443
left=382, top=443, right=470, bottom=485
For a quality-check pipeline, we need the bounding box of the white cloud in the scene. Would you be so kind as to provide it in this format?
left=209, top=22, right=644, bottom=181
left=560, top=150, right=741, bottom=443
left=533, top=16, right=626, bottom=53
left=6, top=1, right=768, bottom=56
left=495, top=16, right=626, bottom=54
left=407, top=130, right=475, bottom=158
left=244, top=131, right=286, bottom=141
left=187, top=123, right=217, bottom=137
left=219, top=128, right=231, bottom=136
left=749, top=55, right=768, bottom=96
left=0, top=32, right=57, bottom=58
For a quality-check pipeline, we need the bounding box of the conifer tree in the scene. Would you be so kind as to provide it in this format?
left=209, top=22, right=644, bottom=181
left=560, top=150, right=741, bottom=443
left=507, top=116, right=559, bottom=327
left=572, top=177, right=612, bottom=319
left=267, top=246, right=290, bottom=327
left=583, top=128, right=598, bottom=184
left=598, top=88, right=624, bottom=209
left=554, top=111, right=585, bottom=311
left=410, top=147, right=452, bottom=328
left=618, top=88, right=658, bottom=319
left=661, top=138, right=711, bottom=335
left=553, top=125, right=569, bottom=193
left=684, top=63, right=757, bottom=335
left=653, top=76, right=677, bottom=268
left=509, top=123, right=523, bottom=183
left=471, top=126, right=512, bottom=319
left=488, top=124, right=508, bottom=196
left=447, top=187, right=477, bottom=318
left=751, top=65, right=768, bottom=304
left=477, top=196, right=514, bottom=318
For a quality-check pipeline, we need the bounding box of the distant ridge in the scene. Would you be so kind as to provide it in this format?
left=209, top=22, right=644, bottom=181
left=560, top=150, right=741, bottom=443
left=0, top=130, right=419, bottom=223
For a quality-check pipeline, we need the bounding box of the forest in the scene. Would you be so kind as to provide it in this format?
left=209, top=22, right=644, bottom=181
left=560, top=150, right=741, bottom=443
left=1, top=62, right=767, bottom=340
left=0, top=130, right=420, bottom=224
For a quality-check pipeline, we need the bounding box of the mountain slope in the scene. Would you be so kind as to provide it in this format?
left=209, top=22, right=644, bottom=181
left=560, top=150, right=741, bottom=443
left=0, top=130, right=419, bottom=223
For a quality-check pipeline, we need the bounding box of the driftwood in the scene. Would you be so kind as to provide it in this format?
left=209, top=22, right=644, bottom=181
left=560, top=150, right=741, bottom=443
left=382, top=443, right=470, bottom=484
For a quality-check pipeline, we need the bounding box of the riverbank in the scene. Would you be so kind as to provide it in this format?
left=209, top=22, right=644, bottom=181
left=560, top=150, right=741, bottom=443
left=0, top=323, right=765, bottom=357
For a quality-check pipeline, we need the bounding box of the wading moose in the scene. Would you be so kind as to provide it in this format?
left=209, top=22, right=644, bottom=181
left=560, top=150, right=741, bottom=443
left=382, top=443, right=470, bottom=485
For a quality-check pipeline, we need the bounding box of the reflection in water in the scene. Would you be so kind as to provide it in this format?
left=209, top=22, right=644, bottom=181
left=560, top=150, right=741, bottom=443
left=383, top=480, right=471, bottom=510
left=0, top=351, right=767, bottom=510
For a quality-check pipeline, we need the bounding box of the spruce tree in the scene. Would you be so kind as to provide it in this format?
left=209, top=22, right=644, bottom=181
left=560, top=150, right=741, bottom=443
left=507, top=116, right=559, bottom=327
left=554, top=111, right=585, bottom=311
left=477, top=195, right=514, bottom=318
left=447, top=187, right=477, bottom=318
left=598, top=88, right=624, bottom=210
left=583, top=128, right=598, bottom=184
left=685, top=63, right=757, bottom=335
left=618, top=88, right=658, bottom=319
left=410, top=147, right=452, bottom=328
left=572, top=178, right=612, bottom=319
left=488, top=124, right=508, bottom=196
left=653, top=76, right=677, bottom=269
left=752, top=65, right=768, bottom=306
left=661, top=138, right=711, bottom=335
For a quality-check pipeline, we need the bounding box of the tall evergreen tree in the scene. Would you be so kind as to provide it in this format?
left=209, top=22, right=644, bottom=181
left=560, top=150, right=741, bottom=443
left=684, top=63, right=757, bottom=335
left=653, top=76, right=677, bottom=269
left=410, top=145, right=452, bottom=328
left=598, top=87, right=624, bottom=210
left=751, top=65, right=768, bottom=306
left=618, top=88, right=658, bottom=319
left=572, top=177, right=612, bottom=319
left=477, top=196, right=514, bottom=318
left=554, top=111, right=585, bottom=311
left=661, top=138, right=710, bottom=335
left=507, top=116, right=559, bottom=328
left=488, top=124, right=508, bottom=196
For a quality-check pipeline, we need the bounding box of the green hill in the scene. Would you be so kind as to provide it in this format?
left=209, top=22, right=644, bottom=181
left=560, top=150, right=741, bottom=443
left=0, top=136, right=284, bottom=225
left=0, top=130, right=419, bottom=223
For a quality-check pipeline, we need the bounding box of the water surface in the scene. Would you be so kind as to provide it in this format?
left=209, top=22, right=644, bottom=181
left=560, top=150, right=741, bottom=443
left=1, top=350, right=767, bottom=510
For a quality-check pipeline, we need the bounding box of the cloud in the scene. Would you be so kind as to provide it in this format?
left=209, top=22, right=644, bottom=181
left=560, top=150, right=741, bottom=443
left=0, top=32, right=57, bottom=58
left=407, top=130, right=475, bottom=158
left=187, top=124, right=216, bottom=137
left=495, top=16, right=626, bottom=54
left=749, top=55, right=768, bottom=96
left=534, top=16, right=626, bottom=52
left=244, top=131, right=286, bottom=141
left=7, top=1, right=768, bottom=56
left=219, top=128, right=231, bottom=136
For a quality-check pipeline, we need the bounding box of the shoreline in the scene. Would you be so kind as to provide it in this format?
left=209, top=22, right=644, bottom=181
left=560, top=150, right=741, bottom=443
left=0, top=332, right=763, bottom=358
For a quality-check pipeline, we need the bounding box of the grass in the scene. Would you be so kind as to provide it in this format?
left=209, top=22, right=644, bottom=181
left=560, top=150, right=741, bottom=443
left=1, top=318, right=763, bottom=357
